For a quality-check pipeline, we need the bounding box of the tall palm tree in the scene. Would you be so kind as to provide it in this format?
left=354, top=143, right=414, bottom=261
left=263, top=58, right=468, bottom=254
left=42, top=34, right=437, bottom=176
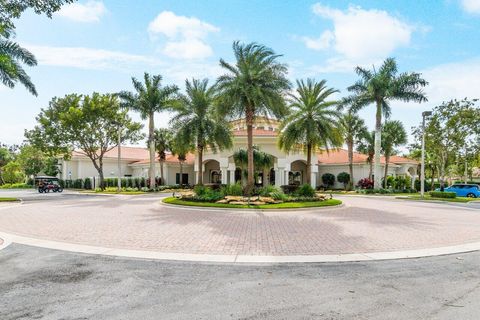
left=345, top=58, right=428, bottom=188
left=154, top=128, right=172, bottom=185
left=339, top=111, right=368, bottom=190
left=119, top=73, right=178, bottom=189
left=279, top=79, right=343, bottom=185
left=0, top=38, right=37, bottom=95
left=216, top=41, right=290, bottom=194
left=170, top=78, right=232, bottom=185
left=381, top=120, right=407, bottom=188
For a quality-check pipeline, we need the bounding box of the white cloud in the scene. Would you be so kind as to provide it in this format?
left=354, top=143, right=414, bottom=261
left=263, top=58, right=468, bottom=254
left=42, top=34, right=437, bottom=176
left=25, top=45, right=159, bottom=70
left=304, top=3, right=414, bottom=72
left=421, top=58, right=480, bottom=106
left=56, top=1, right=106, bottom=22
left=301, top=31, right=333, bottom=50
left=461, top=0, right=480, bottom=14
left=148, top=11, right=219, bottom=60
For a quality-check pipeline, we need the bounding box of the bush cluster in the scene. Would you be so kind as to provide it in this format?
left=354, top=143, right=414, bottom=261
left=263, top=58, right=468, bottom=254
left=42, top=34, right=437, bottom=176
left=357, top=178, right=374, bottom=189
left=221, top=182, right=243, bottom=196
left=429, top=191, right=456, bottom=198
left=321, top=173, right=335, bottom=188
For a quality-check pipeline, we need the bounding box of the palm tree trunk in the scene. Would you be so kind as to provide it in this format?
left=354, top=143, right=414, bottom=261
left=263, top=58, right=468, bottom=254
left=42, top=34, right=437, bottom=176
left=148, top=113, right=156, bottom=189
left=368, top=156, right=373, bottom=180
left=179, top=161, right=184, bottom=187
left=383, top=154, right=390, bottom=188
left=263, top=168, right=268, bottom=186
left=159, top=159, right=164, bottom=185
left=306, top=143, right=312, bottom=185
left=374, top=100, right=382, bottom=189
left=246, top=108, right=255, bottom=195
left=197, top=145, right=203, bottom=185
left=348, top=139, right=354, bottom=190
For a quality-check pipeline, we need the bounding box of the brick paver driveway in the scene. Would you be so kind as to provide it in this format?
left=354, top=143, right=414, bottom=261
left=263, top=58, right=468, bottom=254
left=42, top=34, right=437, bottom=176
left=0, top=194, right=479, bottom=256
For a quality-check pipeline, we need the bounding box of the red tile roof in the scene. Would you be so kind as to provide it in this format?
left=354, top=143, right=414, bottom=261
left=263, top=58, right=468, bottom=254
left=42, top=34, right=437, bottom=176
left=317, top=149, right=417, bottom=165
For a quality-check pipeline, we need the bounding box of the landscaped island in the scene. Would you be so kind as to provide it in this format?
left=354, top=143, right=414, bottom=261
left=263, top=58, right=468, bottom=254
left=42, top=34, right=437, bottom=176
left=163, top=183, right=342, bottom=209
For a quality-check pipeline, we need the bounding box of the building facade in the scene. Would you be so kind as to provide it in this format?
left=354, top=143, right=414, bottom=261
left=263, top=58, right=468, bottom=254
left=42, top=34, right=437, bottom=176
left=61, top=118, right=418, bottom=189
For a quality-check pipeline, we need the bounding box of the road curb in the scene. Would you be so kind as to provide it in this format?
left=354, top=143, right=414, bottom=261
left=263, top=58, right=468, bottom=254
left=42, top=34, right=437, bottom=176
left=1, top=231, right=479, bottom=264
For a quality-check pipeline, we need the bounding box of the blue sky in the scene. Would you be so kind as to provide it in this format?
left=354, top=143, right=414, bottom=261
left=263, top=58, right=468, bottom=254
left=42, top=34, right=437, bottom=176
left=2, top=0, right=480, bottom=146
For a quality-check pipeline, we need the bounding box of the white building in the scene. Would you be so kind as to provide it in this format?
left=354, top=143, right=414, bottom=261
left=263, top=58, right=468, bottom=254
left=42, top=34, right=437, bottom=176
left=61, top=117, right=418, bottom=189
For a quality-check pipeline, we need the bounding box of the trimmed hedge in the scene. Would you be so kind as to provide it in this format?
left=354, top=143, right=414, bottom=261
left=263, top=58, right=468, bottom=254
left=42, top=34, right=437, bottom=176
left=429, top=191, right=456, bottom=199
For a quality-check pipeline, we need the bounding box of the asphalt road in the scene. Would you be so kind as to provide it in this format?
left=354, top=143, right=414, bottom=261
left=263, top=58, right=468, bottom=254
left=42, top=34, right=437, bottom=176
left=1, top=243, right=480, bottom=320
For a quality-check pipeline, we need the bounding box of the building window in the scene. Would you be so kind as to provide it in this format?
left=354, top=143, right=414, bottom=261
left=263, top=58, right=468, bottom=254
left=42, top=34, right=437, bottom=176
left=175, top=173, right=188, bottom=185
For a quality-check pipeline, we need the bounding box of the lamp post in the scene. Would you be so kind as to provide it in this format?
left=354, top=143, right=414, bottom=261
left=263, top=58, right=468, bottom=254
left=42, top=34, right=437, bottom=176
left=421, top=111, right=432, bottom=198
left=117, top=123, right=122, bottom=193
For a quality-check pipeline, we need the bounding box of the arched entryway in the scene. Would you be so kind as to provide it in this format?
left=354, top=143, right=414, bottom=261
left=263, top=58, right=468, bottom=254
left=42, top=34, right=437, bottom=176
left=203, top=160, right=221, bottom=184
left=289, top=160, right=307, bottom=185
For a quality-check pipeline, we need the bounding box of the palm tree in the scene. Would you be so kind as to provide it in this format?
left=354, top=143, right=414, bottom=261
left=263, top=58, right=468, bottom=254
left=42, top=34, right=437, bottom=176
left=0, top=38, right=37, bottom=95
left=233, top=147, right=274, bottom=186
left=154, top=128, right=172, bottom=185
left=216, top=41, right=290, bottom=194
left=170, top=78, right=232, bottom=185
left=258, top=150, right=274, bottom=186
left=345, top=58, right=428, bottom=188
left=119, top=73, right=178, bottom=189
left=279, top=79, right=343, bottom=185
left=381, top=120, right=407, bottom=188
left=357, top=130, right=375, bottom=180
left=339, top=111, right=368, bottom=190
left=170, top=133, right=192, bottom=187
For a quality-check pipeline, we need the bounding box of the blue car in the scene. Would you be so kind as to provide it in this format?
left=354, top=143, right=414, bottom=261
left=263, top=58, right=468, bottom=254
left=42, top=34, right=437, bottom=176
left=436, top=184, right=480, bottom=198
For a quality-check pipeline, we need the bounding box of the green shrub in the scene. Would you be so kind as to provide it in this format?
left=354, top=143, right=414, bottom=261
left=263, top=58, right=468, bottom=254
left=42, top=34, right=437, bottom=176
left=221, top=183, right=243, bottom=196
left=84, top=178, right=92, bottom=189
left=281, top=185, right=298, bottom=194
left=256, top=185, right=280, bottom=197
left=296, top=184, right=315, bottom=197
left=429, top=191, right=456, bottom=198
left=270, top=191, right=288, bottom=201
left=0, top=183, right=31, bottom=189
left=321, top=173, right=335, bottom=188
left=73, top=178, right=83, bottom=189
left=337, top=172, right=350, bottom=189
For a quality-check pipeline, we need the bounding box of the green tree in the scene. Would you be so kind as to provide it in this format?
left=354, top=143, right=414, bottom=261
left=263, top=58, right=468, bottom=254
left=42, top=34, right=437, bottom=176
left=357, top=130, right=375, bottom=180
left=0, top=146, right=13, bottom=184
left=233, top=146, right=274, bottom=186
left=171, top=78, right=232, bottom=185
left=119, top=73, right=178, bottom=189
left=381, top=120, right=407, bottom=188
left=257, top=150, right=274, bottom=186
left=2, top=160, right=24, bottom=183
left=26, top=93, right=143, bottom=189
left=154, top=128, right=173, bottom=185
left=217, top=41, right=290, bottom=193
left=17, top=144, right=44, bottom=177
left=339, top=111, right=368, bottom=190
left=43, top=157, right=60, bottom=177
left=345, top=58, right=428, bottom=188
left=0, top=36, right=37, bottom=95
left=279, top=79, right=343, bottom=185
left=337, top=172, right=350, bottom=190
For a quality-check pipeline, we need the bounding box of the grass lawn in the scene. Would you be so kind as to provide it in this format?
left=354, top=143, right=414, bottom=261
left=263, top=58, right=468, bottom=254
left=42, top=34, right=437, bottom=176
left=396, top=195, right=479, bottom=203
left=0, top=197, right=20, bottom=202
left=163, top=197, right=342, bottom=209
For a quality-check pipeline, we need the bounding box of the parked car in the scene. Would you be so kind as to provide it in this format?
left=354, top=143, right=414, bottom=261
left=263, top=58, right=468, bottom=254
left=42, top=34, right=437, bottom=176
left=436, top=184, right=480, bottom=198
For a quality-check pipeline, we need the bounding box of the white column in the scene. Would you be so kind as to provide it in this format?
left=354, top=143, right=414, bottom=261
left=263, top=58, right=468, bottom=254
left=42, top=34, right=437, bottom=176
left=221, top=167, right=228, bottom=184
left=310, top=164, right=318, bottom=189
left=275, top=169, right=283, bottom=187
left=62, top=160, right=67, bottom=180
left=411, top=174, right=416, bottom=190
left=228, top=163, right=236, bottom=185
left=285, top=171, right=289, bottom=186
